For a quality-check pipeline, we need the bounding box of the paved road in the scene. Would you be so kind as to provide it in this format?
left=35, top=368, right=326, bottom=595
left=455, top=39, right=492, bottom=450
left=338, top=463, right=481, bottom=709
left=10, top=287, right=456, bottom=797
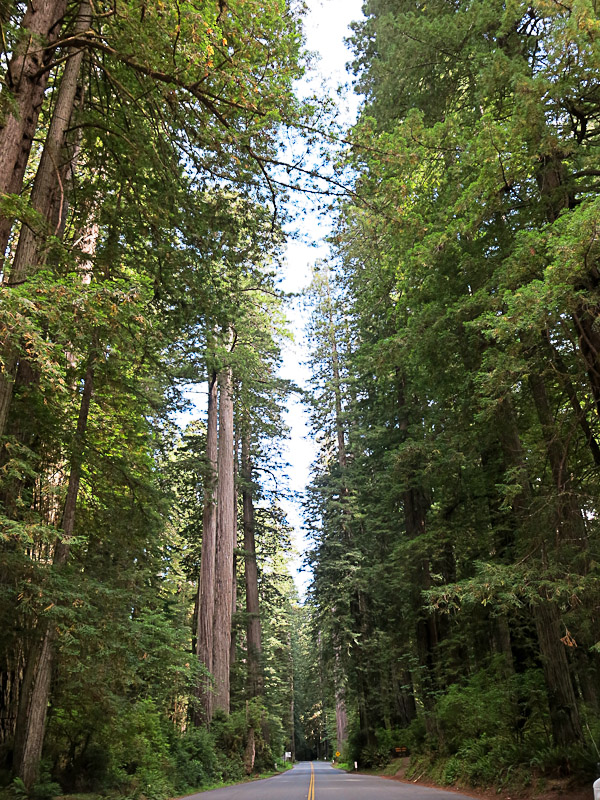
left=185, top=760, right=476, bottom=799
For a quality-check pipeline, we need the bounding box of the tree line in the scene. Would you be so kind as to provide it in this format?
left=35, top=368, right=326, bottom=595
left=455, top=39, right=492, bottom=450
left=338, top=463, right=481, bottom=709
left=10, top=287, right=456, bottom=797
left=0, top=0, right=307, bottom=795
left=5, top=0, right=600, bottom=796
left=305, top=0, right=600, bottom=790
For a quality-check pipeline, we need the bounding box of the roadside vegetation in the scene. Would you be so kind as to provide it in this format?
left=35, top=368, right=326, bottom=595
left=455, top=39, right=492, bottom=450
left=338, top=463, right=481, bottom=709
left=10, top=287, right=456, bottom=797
left=2, top=1, right=600, bottom=799
left=304, top=0, right=600, bottom=794
left=0, top=0, right=305, bottom=796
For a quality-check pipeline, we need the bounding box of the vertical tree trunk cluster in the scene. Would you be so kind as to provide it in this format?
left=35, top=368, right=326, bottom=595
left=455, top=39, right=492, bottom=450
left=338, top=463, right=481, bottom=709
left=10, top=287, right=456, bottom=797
left=0, top=0, right=304, bottom=788
left=242, top=419, right=263, bottom=701
left=195, top=361, right=236, bottom=720
left=13, top=357, right=95, bottom=787
left=0, top=0, right=67, bottom=270
left=0, top=0, right=91, bottom=435
left=195, top=352, right=268, bottom=724
left=0, top=2, right=96, bottom=786
left=212, top=365, right=236, bottom=713
left=194, top=373, right=219, bottom=724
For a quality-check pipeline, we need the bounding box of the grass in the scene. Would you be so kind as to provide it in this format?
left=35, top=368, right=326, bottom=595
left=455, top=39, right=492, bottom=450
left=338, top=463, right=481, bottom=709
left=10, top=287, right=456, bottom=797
left=378, top=758, right=406, bottom=777
left=0, top=764, right=294, bottom=800
left=175, top=762, right=293, bottom=796
left=333, top=757, right=405, bottom=777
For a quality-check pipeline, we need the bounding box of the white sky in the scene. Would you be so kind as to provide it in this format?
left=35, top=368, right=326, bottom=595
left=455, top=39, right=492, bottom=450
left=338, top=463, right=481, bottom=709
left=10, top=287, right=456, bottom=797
left=279, top=0, right=364, bottom=595
left=175, top=0, right=364, bottom=596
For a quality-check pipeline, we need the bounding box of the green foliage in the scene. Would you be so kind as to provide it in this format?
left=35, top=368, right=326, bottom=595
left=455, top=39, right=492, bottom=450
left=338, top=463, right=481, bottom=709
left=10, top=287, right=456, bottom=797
left=304, top=0, right=600, bottom=791
left=9, top=779, right=27, bottom=800
left=171, top=727, right=219, bottom=790
left=0, top=0, right=311, bottom=791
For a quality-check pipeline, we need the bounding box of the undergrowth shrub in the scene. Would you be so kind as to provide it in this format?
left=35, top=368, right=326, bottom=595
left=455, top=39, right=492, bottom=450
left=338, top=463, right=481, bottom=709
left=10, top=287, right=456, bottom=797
left=42, top=697, right=278, bottom=799
left=108, top=700, right=176, bottom=800
left=360, top=662, right=600, bottom=790
left=171, top=726, right=220, bottom=791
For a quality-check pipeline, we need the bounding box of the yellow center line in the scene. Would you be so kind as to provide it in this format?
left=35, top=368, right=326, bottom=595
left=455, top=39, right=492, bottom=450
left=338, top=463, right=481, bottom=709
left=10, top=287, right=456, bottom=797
left=308, top=762, right=315, bottom=800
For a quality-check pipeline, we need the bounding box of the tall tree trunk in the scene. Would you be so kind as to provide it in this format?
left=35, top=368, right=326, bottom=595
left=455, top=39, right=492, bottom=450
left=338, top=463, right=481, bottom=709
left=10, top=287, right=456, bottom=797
left=396, top=372, right=439, bottom=736
left=391, top=667, right=417, bottom=729
left=13, top=352, right=95, bottom=787
left=212, top=364, right=235, bottom=714
left=334, top=665, right=348, bottom=749
left=194, top=372, right=218, bottom=725
left=5, top=0, right=90, bottom=288
left=543, top=334, right=600, bottom=468
left=494, top=394, right=584, bottom=747
left=533, top=600, right=583, bottom=747
left=322, top=270, right=349, bottom=745
left=528, top=372, right=588, bottom=556
left=289, top=635, right=296, bottom=762
left=242, top=423, right=263, bottom=700
left=230, top=422, right=239, bottom=669
left=0, top=0, right=67, bottom=269
left=0, top=0, right=91, bottom=437
left=230, top=553, right=237, bottom=668
left=0, top=643, right=24, bottom=753
left=243, top=719, right=255, bottom=775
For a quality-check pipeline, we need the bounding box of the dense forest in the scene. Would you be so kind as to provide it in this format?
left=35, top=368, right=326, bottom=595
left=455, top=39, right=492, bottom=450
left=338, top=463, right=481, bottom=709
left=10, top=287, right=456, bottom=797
left=307, top=0, right=600, bottom=790
left=1, top=1, right=600, bottom=799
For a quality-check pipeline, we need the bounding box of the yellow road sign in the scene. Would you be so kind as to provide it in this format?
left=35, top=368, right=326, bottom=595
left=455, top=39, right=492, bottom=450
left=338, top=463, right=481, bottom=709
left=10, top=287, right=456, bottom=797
left=335, top=751, right=340, bottom=757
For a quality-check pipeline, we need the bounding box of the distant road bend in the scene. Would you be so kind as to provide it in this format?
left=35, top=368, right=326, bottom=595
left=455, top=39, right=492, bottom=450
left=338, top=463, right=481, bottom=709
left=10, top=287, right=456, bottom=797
left=186, top=760, right=476, bottom=799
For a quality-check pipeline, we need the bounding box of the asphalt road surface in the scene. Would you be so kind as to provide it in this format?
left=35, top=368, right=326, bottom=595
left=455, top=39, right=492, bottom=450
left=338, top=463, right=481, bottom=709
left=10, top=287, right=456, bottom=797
left=185, top=760, right=476, bottom=800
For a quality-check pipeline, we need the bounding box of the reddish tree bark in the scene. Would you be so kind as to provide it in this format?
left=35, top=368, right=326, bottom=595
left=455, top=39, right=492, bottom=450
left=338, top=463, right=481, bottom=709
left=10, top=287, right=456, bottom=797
left=194, top=372, right=218, bottom=724
left=212, top=364, right=235, bottom=714
left=13, top=353, right=95, bottom=787
left=495, top=394, right=584, bottom=747
left=0, top=0, right=67, bottom=269
left=0, top=0, right=91, bottom=437
left=242, top=422, right=263, bottom=700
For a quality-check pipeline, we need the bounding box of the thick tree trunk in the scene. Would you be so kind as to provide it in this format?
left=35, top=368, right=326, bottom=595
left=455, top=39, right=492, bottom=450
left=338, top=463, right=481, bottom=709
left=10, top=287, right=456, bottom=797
left=396, top=374, right=436, bottom=723
left=335, top=679, right=348, bottom=749
left=11, top=628, right=54, bottom=789
left=243, top=724, right=255, bottom=775
left=242, top=424, right=263, bottom=699
left=212, top=364, right=235, bottom=714
left=396, top=373, right=439, bottom=736
left=0, top=0, right=91, bottom=438
left=534, top=600, right=583, bottom=746
left=493, top=616, right=516, bottom=679
left=495, top=394, right=584, bottom=747
left=230, top=553, right=237, bottom=667
left=194, top=372, right=218, bottom=725
left=352, top=590, right=376, bottom=747
left=5, top=0, right=90, bottom=288
left=290, top=699, right=295, bottom=761
left=391, top=668, right=417, bottom=729
left=13, top=354, right=94, bottom=787
left=414, top=596, right=440, bottom=738
left=230, top=426, right=239, bottom=669
left=289, top=643, right=296, bottom=762
left=0, top=644, right=24, bottom=752
left=324, top=276, right=349, bottom=745
left=528, top=372, right=588, bottom=554
left=0, top=0, right=67, bottom=269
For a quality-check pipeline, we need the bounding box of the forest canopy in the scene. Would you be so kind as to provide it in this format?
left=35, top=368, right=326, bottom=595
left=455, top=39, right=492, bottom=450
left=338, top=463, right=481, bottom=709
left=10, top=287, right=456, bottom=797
left=1, top=0, right=600, bottom=798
